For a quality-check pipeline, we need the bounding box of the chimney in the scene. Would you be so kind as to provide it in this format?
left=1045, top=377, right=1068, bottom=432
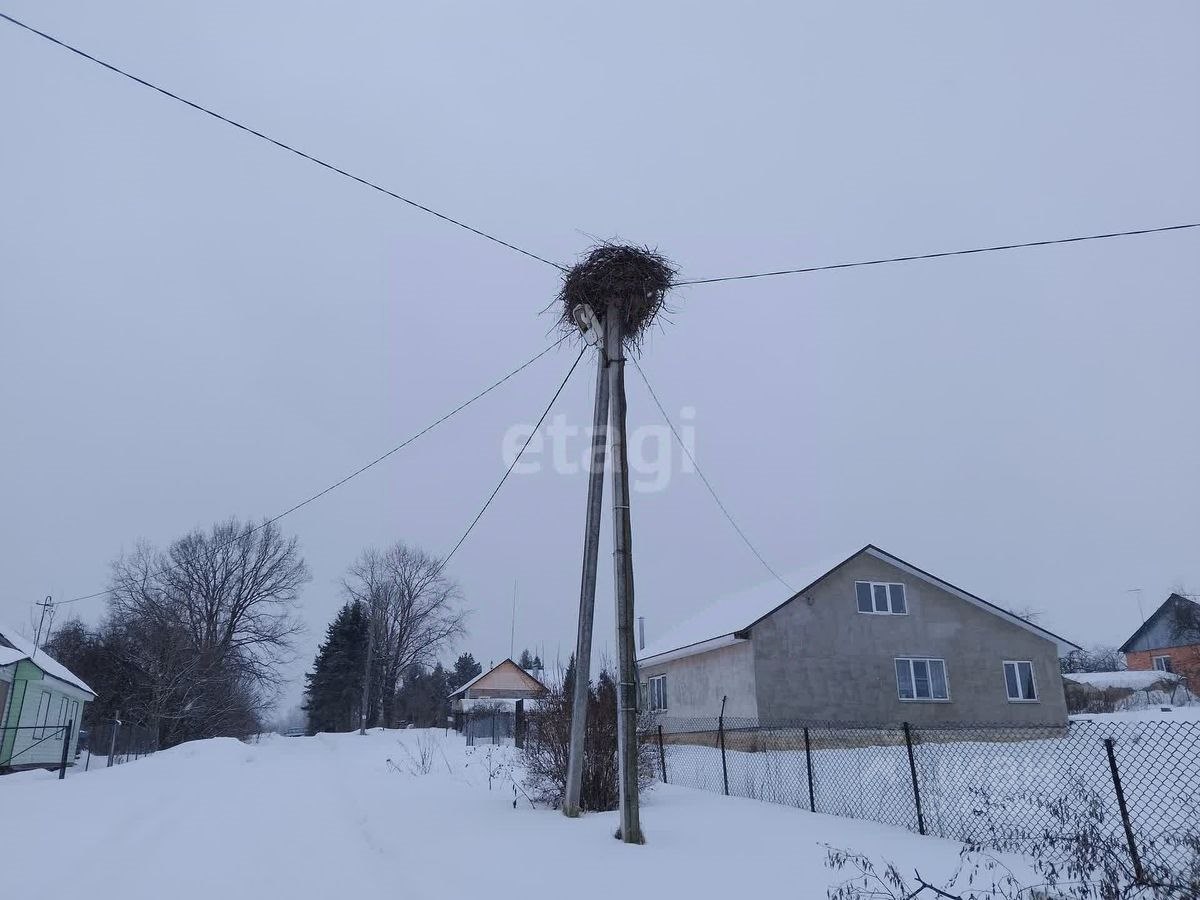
left=637, top=616, right=646, bottom=651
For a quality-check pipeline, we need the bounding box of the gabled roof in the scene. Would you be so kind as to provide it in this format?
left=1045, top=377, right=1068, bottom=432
left=1119, top=593, right=1200, bottom=653
left=448, top=658, right=547, bottom=698
left=0, top=623, right=97, bottom=696
left=638, top=544, right=1081, bottom=665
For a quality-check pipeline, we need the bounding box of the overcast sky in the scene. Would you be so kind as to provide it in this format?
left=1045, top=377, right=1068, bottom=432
left=2, top=2, right=1197, bottom=716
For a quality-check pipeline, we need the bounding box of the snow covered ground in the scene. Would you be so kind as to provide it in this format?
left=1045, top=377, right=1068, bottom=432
left=1, top=729, right=996, bottom=900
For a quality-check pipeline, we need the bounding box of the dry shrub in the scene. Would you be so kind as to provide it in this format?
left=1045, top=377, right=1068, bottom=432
left=522, top=664, right=655, bottom=811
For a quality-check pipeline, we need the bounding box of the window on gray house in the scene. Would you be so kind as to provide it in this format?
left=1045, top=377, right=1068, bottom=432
left=1003, top=660, right=1038, bottom=701
left=648, top=674, right=667, bottom=712
left=857, top=581, right=907, bottom=614
left=895, top=658, right=948, bottom=700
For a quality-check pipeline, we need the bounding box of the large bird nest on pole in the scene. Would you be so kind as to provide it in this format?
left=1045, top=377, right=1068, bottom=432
left=558, top=243, right=677, bottom=348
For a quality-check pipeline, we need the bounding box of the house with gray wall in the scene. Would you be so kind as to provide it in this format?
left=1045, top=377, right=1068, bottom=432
left=637, top=545, right=1079, bottom=726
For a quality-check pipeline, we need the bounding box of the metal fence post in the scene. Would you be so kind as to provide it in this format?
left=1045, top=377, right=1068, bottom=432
left=657, top=724, right=667, bottom=782
left=718, top=713, right=729, bottom=796
left=106, top=714, right=120, bottom=767
left=902, top=722, right=926, bottom=835
left=803, top=726, right=815, bottom=813
left=58, top=721, right=72, bottom=780
left=1104, top=737, right=1146, bottom=883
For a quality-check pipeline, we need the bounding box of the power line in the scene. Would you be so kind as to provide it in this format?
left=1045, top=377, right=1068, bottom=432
left=630, top=355, right=792, bottom=593
left=676, top=222, right=1200, bottom=286
left=0, top=10, right=563, bottom=271
left=56, top=336, right=571, bottom=605
left=440, top=346, right=587, bottom=570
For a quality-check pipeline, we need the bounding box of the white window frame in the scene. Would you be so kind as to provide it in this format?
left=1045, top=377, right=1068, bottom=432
left=1003, top=660, right=1039, bottom=702
left=33, top=690, right=51, bottom=738
left=648, top=674, right=668, bottom=712
left=856, top=581, right=908, bottom=616
left=894, top=657, right=950, bottom=702
left=1152, top=655, right=1173, bottom=673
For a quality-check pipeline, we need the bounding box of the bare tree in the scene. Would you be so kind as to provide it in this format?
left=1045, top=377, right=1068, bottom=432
left=107, top=518, right=309, bottom=745
left=342, top=542, right=466, bottom=727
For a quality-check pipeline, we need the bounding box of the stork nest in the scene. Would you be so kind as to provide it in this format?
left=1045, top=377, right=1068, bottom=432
left=557, top=243, right=677, bottom=347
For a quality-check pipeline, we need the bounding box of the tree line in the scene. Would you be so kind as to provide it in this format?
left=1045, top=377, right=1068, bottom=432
left=45, top=519, right=471, bottom=749
left=302, top=543, right=473, bottom=733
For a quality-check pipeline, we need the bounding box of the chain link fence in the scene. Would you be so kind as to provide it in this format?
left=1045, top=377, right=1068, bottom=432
left=79, top=720, right=158, bottom=770
left=643, top=716, right=1200, bottom=877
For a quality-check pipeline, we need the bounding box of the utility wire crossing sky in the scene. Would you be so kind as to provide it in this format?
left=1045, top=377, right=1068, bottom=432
left=1, top=9, right=1195, bottom=287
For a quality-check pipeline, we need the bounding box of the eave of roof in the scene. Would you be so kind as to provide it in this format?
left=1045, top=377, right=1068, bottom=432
left=637, top=544, right=1081, bottom=665
left=1119, top=593, right=1200, bottom=652
left=448, top=658, right=548, bottom=697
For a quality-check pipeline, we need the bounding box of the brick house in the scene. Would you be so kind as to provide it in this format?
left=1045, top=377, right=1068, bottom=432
left=1120, top=593, right=1200, bottom=693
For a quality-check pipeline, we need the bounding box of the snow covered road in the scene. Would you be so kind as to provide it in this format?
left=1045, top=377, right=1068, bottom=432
left=1, top=729, right=985, bottom=900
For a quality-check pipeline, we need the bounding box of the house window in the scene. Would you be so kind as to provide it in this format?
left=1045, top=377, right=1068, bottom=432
left=34, top=691, right=51, bottom=738
left=1003, top=660, right=1039, bottom=702
left=648, top=674, right=668, bottom=712
left=1152, top=655, right=1173, bottom=673
left=856, top=582, right=907, bottom=614
left=895, top=658, right=949, bottom=701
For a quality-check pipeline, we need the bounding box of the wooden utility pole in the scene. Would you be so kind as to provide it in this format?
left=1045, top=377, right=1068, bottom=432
left=32, top=595, right=53, bottom=660
left=359, top=598, right=376, bottom=735
left=605, top=304, right=643, bottom=843
left=563, top=320, right=610, bottom=818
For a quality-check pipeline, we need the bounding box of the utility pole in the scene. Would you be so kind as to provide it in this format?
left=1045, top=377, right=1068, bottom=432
left=564, top=306, right=610, bottom=818
left=32, top=595, right=54, bottom=661
left=605, top=302, right=643, bottom=844
left=360, top=594, right=376, bottom=735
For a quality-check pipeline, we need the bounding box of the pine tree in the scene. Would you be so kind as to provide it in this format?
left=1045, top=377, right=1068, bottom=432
left=518, top=648, right=534, bottom=669
left=449, top=652, right=482, bottom=692
left=303, top=601, right=369, bottom=733
left=428, top=662, right=451, bottom=726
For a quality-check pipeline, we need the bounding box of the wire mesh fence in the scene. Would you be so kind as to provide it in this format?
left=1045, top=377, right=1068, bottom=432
left=0, top=723, right=74, bottom=776
left=79, top=720, right=158, bottom=770
left=463, top=708, right=515, bottom=747
left=642, top=716, right=1200, bottom=877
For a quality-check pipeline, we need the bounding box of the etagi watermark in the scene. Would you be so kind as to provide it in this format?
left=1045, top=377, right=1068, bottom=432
left=501, top=409, right=697, bottom=493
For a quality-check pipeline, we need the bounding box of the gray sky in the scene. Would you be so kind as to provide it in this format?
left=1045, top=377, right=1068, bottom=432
left=3, top=2, right=1198, bottom=715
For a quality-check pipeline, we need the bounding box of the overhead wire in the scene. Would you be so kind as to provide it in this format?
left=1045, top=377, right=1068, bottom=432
left=630, top=355, right=793, bottom=593
left=56, top=336, right=572, bottom=605
left=675, top=223, right=1200, bottom=286
left=0, top=10, right=563, bottom=271
left=440, top=345, right=587, bottom=570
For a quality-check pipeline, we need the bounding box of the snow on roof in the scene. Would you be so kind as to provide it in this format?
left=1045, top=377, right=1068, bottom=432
left=449, top=667, right=490, bottom=697
left=638, top=544, right=1080, bottom=664
left=0, top=623, right=96, bottom=695
left=638, top=552, right=855, bottom=662
left=448, top=659, right=547, bottom=698
left=0, top=646, right=25, bottom=667
left=1063, top=670, right=1182, bottom=690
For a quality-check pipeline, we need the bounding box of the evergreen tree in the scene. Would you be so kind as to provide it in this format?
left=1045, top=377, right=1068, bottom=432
left=448, top=652, right=482, bottom=691
left=428, top=662, right=451, bottom=726
left=562, top=653, right=577, bottom=710
left=532, top=654, right=543, bottom=671
left=303, top=601, right=369, bottom=734
left=518, top=648, right=534, bottom=669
